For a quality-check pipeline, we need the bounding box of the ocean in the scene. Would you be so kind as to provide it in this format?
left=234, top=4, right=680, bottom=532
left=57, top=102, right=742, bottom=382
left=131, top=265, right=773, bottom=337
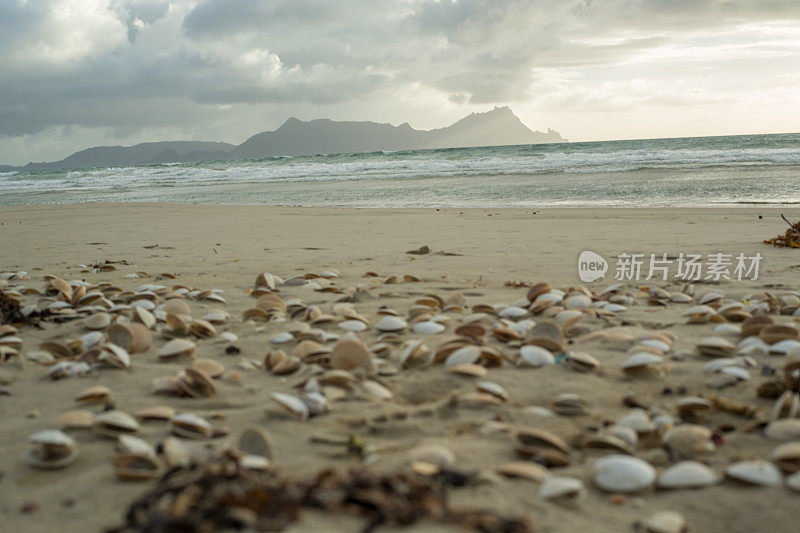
left=2, top=133, right=799, bottom=207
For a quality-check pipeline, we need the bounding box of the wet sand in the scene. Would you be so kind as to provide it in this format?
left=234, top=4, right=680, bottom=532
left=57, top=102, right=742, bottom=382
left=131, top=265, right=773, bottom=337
left=1, top=204, right=799, bottom=532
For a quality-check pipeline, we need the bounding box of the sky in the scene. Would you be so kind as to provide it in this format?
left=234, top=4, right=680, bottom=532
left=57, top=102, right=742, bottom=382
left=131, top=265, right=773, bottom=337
left=2, top=0, right=800, bottom=165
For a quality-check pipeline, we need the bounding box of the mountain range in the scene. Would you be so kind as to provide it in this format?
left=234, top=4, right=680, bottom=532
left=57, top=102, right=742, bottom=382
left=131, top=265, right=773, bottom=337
left=1, top=107, right=565, bottom=171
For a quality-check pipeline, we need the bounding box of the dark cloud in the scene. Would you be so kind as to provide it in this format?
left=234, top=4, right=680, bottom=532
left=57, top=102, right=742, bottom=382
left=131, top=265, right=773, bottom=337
left=2, top=0, right=800, bottom=163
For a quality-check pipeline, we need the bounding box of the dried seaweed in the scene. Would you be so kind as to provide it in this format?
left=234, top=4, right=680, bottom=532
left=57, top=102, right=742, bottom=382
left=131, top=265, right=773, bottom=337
left=109, top=454, right=533, bottom=533
left=763, top=215, right=800, bottom=248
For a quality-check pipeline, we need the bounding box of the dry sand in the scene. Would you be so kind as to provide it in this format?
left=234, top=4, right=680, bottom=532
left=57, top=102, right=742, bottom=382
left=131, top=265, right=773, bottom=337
left=1, top=204, right=799, bottom=532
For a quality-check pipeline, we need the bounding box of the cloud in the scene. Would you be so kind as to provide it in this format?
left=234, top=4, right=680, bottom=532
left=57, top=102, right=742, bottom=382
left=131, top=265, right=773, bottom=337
left=1, top=0, right=800, bottom=164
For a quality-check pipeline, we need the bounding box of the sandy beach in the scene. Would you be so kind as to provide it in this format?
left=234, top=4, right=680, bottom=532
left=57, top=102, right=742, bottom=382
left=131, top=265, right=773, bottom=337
left=1, top=204, right=799, bottom=532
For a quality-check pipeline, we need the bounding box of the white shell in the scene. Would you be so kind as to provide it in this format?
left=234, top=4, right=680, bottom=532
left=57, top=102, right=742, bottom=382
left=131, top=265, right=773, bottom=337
left=444, top=345, right=481, bottom=367
left=658, top=461, right=719, bottom=489
left=498, top=306, right=528, bottom=319
left=725, top=460, right=782, bottom=486
left=764, top=419, right=800, bottom=441
left=623, top=352, right=663, bottom=370
left=375, top=315, right=407, bottom=332
left=338, top=320, right=369, bottom=332
left=270, top=392, right=309, bottom=421
left=538, top=476, right=585, bottom=502
left=593, top=454, right=655, bottom=492
left=518, top=345, right=555, bottom=368
left=787, top=471, right=800, bottom=492
left=412, top=321, right=446, bottom=334
left=270, top=331, right=294, bottom=344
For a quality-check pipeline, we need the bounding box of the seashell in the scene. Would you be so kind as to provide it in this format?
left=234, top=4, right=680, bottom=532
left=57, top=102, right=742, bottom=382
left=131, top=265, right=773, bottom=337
left=760, top=324, right=799, bottom=344
left=581, top=432, right=635, bottom=455
left=496, top=461, right=549, bottom=482
left=192, top=357, right=224, bottom=378
left=447, top=363, right=488, bottom=377
left=413, top=320, right=446, bottom=334
left=593, top=454, right=655, bottom=492
left=682, top=305, right=717, bottom=324
left=554, top=309, right=583, bottom=333
left=94, top=410, right=139, bottom=437
left=658, top=461, right=720, bottom=489
left=771, top=391, right=800, bottom=420
left=75, top=385, right=112, bottom=405
left=676, top=397, right=713, bottom=420
left=769, top=339, right=800, bottom=356
left=270, top=392, right=309, bottom=421
left=641, top=511, right=687, bottom=533
left=54, top=410, right=95, bottom=430
left=133, top=307, right=157, bottom=329
left=374, top=315, right=407, bottom=332
left=618, top=409, right=656, bottom=434
left=550, top=393, right=587, bottom=416
left=255, top=272, right=278, bottom=289
left=741, top=315, right=773, bottom=337
left=408, top=444, right=455, bottom=473
left=476, top=380, right=509, bottom=402
left=565, top=352, right=600, bottom=372
left=117, top=435, right=156, bottom=457
left=527, top=282, right=552, bottom=302
left=170, top=413, right=213, bottom=439
left=218, top=331, right=238, bottom=343
left=113, top=453, right=162, bottom=481
left=39, top=340, right=72, bottom=358
left=399, top=340, right=433, bottom=369
left=152, top=375, right=181, bottom=395
left=338, top=319, right=369, bottom=332
left=764, top=419, right=800, bottom=441
left=771, top=441, right=800, bottom=473
left=530, top=291, right=563, bottom=314
left=498, top=306, right=528, bottom=319
left=563, top=293, right=592, bottom=310
left=159, top=338, right=196, bottom=360
left=177, top=366, right=218, bottom=398
left=538, top=476, right=585, bottom=504
left=518, top=345, right=555, bottom=368
left=787, top=470, right=800, bottom=492
left=662, top=425, right=715, bottom=459
left=80, top=331, right=105, bottom=350
left=516, top=428, right=569, bottom=455
left=236, top=427, right=274, bottom=469
left=444, top=345, right=481, bottom=367
left=190, top=319, right=217, bottom=338
left=330, top=334, right=374, bottom=372
left=714, top=323, right=741, bottom=337
left=696, top=337, right=735, bottom=358
left=725, top=460, right=782, bottom=486
left=95, top=343, right=130, bottom=370
left=622, top=352, right=663, bottom=373
left=135, top=405, right=176, bottom=421
left=25, top=429, right=79, bottom=469
left=83, top=312, right=111, bottom=330
left=25, top=350, right=55, bottom=365
left=455, top=323, right=487, bottom=340
left=361, top=380, right=393, bottom=400
left=528, top=323, right=565, bottom=352
left=203, top=310, right=229, bottom=323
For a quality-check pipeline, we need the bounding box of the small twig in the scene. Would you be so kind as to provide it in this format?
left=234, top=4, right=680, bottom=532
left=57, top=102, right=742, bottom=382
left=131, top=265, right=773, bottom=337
left=782, top=214, right=797, bottom=228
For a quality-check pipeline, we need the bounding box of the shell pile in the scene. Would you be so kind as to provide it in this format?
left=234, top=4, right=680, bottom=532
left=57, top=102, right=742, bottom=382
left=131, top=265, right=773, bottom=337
left=3, top=266, right=800, bottom=531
